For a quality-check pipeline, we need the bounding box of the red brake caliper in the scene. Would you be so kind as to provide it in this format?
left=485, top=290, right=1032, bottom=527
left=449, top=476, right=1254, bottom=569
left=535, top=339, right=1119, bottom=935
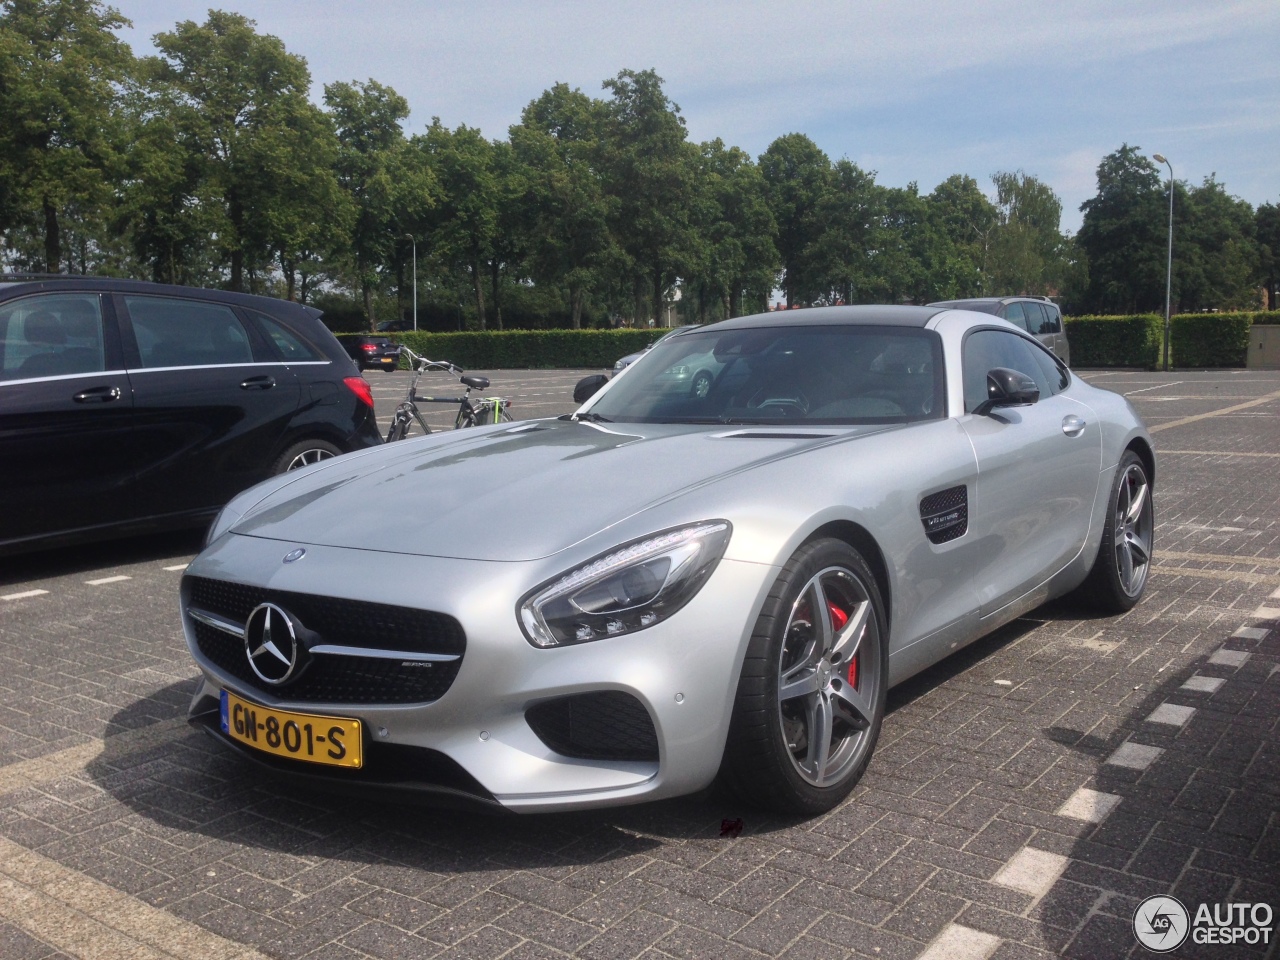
left=828, top=602, right=858, bottom=688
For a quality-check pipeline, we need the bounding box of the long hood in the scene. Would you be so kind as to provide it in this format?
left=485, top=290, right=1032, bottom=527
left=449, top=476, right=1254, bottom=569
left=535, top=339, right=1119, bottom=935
left=229, top=419, right=887, bottom=561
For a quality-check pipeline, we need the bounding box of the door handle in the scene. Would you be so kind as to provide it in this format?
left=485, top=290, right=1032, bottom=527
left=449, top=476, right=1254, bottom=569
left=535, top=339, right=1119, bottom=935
left=72, top=385, right=121, bottom=403
left=240, top=376, right=276, bottom=390
left=1061, top=414, right=1087, bottom=437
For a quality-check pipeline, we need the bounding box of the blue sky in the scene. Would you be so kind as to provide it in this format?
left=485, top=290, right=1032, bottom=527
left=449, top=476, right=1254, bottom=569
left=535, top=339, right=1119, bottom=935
left=115, top=0, right=1279, bottom=233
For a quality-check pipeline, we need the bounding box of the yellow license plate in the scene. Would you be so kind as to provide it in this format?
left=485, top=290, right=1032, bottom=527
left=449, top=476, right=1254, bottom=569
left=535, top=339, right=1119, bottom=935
left=220, top=690, right=362, bottom=769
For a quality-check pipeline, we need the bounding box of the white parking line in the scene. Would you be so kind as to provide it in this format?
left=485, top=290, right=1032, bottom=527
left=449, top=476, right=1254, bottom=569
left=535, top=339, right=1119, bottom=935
left=1106, top=741, right=1164, bottom=770
left=1181, top=676, right=1225, bottom=694
left=1057, top=788, right=1122, bottom=823
left=916, top=924, right=1002, bottom=960
left=163, top=564, right=189, bottom=572
left=1, top=589, right=49, bottom=601
left=1251, top=605, right=1280, bottom=620
left=1147, top=703, right=1195, bottom=727
left=85, top=575, right=131, bottom=586
left=992, top=848, right=1069, bottom=899
left=1210, top=649, right=1252, bottom=667
left=1232, top=627, right=1268, bottom=641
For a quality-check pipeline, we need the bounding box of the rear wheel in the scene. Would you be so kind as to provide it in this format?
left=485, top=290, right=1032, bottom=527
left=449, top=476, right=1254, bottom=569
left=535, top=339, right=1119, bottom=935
left=1077, top=450, right=1153, bottom=613
left=719, top=538, right=887, bottom=815
left=272, top=438, right=341, bottom=475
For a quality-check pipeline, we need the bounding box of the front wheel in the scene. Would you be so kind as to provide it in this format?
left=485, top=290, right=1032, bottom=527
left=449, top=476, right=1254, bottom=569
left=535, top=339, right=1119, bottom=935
left=1076, top=450, right=1154, bottom=613
left=719, top=538, right=887, bottom=815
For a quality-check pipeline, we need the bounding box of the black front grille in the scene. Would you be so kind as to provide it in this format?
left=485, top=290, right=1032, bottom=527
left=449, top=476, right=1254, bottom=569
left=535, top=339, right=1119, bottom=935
left=919, top=485, right=968, bottom=544
left=186, top=576, right=464, bottom=704
left=526, top=692, right=659, bottom=762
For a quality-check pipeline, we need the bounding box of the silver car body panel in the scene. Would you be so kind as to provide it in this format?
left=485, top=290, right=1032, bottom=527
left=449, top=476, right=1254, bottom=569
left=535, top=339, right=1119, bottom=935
left=184, top=306, right=1152, bottom=811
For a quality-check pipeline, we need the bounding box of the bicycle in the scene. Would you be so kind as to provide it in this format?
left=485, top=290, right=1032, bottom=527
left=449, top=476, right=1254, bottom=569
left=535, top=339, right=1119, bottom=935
left=385, top=346, right=513, bottom=442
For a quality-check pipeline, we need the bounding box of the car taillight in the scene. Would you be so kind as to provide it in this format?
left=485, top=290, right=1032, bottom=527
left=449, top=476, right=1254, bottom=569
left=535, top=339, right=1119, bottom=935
left=360, top=343, right=377, bottom=353
left=343, top=376, right=375, bottom=408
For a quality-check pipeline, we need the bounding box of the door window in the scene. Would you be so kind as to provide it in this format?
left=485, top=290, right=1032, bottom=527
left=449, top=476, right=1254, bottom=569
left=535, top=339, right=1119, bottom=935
left=0, top=294, right=105, bottom=381
left=252, top=313, right=323, bottom=361
left=125, top=296, right=253, bottom=368
left=963, top=329, right=1055, bottom=413
left=1001, top=302, right=1030, bottom=332
left=1041, top=304, right=1062, bottom=333
left=1021, top=302, right=1048, bottom=334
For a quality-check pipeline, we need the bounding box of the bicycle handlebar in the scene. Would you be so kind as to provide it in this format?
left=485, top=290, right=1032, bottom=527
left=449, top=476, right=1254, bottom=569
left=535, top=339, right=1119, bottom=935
left=397, top=345, right=462, bottom=375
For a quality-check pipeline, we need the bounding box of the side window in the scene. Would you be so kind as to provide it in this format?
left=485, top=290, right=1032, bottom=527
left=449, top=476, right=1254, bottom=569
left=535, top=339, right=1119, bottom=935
left=0, top=294, right=105, bottom=381
left=963, top=329, right=1053, bottom=413
left=1001, top=302, right=1030, bottom=332
left=124, top=296, right=253, bottom=368
left=1042, top=304, right=1062, bottom=333
left=1028, top=342, right=1070, bottom=395
left=252, top=313, right=322, bottom=362
left=1021, top=302, right=1048, bottom=334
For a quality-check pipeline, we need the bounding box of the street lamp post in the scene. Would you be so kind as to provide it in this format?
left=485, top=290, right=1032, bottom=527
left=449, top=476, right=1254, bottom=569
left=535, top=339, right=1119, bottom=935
left=403, top=235, right=417, bottom=331
left=1153, top=154, right=1173, bottom=371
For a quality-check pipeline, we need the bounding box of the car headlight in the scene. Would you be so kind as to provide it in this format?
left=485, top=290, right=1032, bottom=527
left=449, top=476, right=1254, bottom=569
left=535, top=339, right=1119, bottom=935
left=519, top=520, right=732, bottom=647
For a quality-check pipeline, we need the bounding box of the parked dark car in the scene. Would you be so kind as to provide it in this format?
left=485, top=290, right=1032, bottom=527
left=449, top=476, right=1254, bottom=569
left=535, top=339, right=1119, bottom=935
left=343, top=334, right=401, bottom=372
left=0, top=277, right=382, bottom=556
left=927, top=297, right=1070, bottom=365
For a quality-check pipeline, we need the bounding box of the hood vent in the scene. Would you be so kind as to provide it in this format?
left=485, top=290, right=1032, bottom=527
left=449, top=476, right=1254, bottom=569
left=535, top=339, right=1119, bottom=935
left=715, top=431, right=836, bottom=440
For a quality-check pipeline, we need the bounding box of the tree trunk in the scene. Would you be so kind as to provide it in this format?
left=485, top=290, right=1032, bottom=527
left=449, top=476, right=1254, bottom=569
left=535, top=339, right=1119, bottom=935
left=471, top=261, right=487, bottom=330
left=570, top=286, right=583, bottom=329
left=282, top=252, right=296, bottom=301
left=363, top=283, right=376, bottom=331
left=652, top=264, right=664, bottom=326
left=490, top=260, right=503, bottom=331
left=42, top=196, right=60, bottom=273
left=230, top=249, right=244, bottom=292
left=726, top=288, right=736, bottom=318
left=632, top=276, right=646, bottom=328
left=395, top=258, right=405, bottom=322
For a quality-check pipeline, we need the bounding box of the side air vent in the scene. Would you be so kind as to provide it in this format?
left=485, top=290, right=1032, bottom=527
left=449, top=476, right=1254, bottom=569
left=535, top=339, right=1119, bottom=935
left=920, top=485, right=968, bottom=544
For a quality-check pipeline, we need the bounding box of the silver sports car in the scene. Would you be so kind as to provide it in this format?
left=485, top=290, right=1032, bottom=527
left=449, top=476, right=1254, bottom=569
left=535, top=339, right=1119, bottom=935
left=182, top=306, right=1154, bottom=815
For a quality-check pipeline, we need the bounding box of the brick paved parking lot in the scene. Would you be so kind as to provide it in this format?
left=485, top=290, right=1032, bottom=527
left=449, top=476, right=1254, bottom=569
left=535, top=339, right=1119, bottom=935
left=0, top=369, right=1277, bottom=960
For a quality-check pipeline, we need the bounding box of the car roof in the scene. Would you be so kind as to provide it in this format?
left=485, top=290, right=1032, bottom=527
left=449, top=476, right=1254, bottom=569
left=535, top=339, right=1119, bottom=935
left=927, top=297, right=1057, bottom=313
left=0, top=275, right=323, bottom=319
left=707, top=305, right=944, bottom=331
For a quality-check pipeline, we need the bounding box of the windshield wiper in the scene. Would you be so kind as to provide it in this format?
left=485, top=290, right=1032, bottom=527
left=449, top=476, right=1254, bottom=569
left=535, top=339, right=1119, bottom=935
left=569, top=411, right=613, bottom=423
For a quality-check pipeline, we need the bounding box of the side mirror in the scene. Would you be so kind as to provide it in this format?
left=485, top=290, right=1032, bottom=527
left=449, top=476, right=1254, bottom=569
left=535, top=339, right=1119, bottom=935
left=573, top=374, right=609, bottom=404
left=976, top=367, right=1039, bottom=416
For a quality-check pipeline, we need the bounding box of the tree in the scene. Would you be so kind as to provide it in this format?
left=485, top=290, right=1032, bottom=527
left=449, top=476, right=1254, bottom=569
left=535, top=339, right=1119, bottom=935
left=510, top=83, right=613, bottom=329
left=1258, top=203, right=1280, bottom=311
left=1176, top=176, right=1258, bottom=312
left=0, top=0, right=133, bottom=271
left=417, top=120, right=500, bottom=329
left=682, top=139, right=778, bottom=320
left=325, top=78, right=415, bottom=327
left=759, top=133, right=831, bottom=306
left=812, top=159, right=884, bottom=305
left=986, top=170, right=1071, bottom=296
left=926, top=174, right=998, bottom=298
left=1076, top=145, right=1167, bottom=313
left=599, top=69, right=695, bottom=324
left=142, top=11, right=323, bottom=290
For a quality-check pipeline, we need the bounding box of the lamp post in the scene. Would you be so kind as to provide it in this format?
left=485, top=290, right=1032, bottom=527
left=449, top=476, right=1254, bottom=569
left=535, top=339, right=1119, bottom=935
left=1152, top=154, right=1173, bottom=371
left=403, top=234, right=417, bottom=331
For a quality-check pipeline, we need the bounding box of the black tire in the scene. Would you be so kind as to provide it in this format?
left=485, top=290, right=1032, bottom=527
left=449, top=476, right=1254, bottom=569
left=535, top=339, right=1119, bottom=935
left=1076, top=450, right=1154, bottom=613
left=272, top=438, right=342, bottom=475
left=719, top=538, right=887, bottom=815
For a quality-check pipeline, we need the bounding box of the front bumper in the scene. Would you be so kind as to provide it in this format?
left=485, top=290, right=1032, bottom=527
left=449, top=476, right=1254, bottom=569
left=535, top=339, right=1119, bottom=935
left=183, top=533, right=774, bottom=812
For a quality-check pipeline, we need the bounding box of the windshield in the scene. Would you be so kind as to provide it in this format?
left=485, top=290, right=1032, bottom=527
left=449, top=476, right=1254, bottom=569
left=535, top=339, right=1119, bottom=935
left=588, top=325, right=944, bottom=425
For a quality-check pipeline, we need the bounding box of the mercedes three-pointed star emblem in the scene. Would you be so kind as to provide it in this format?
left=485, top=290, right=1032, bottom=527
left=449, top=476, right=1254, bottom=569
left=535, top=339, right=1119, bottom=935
left=243, top=603, right=303, bottom=685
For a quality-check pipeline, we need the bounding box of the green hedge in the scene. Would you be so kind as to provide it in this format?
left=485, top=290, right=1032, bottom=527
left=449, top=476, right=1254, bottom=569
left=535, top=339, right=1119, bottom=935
left=1065, top=311, right=1270, bottom=368
left=1064, top=314, right=1164, bottom=368
left=338, top=328, right=660, bottom=369
left=1168, top=313, right=1254, bottom=367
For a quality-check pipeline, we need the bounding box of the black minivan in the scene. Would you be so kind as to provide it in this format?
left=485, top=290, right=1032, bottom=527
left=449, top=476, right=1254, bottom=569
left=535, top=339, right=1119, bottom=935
left=0, top=277, right=382, bottom=555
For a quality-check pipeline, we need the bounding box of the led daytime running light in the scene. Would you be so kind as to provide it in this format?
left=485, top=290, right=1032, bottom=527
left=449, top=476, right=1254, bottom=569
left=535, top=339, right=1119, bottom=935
left=520, top=521, right=731, bottom=647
